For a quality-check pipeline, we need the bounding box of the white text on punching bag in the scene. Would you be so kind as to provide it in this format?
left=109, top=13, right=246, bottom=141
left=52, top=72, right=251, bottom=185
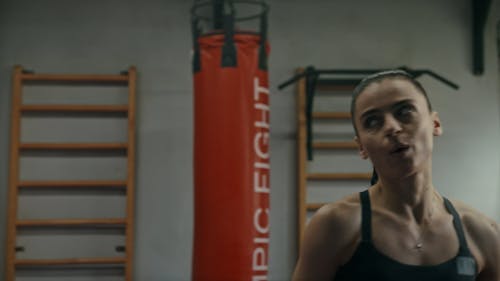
left=252, top=77, right=270, bottom=281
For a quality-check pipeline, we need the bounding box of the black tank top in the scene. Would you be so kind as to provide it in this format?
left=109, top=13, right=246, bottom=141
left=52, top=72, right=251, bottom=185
left=334, top=190, right=477, bottom=281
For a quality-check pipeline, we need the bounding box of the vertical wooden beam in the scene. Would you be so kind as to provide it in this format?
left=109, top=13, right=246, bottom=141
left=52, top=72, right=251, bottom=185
left=125, top=66, right=137, bottom=281
left=6, top=65, right=23, bottom=281
left=296, top=68, right=307, bottom=251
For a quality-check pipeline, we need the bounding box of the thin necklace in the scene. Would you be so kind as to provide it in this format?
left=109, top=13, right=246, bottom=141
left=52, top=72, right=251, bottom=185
left=414, top=230, right=426, bottom=251
left=413, top=195, right=437, bottom=251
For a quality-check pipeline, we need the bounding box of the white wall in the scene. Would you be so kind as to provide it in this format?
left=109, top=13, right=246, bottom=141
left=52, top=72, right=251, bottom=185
left=0, top=0, right=498, bottom=280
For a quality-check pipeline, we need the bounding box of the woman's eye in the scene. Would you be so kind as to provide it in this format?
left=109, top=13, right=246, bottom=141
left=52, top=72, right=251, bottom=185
left=364, top=117, right=381, bottom=129
left=397, top=105, right=414, bottom=117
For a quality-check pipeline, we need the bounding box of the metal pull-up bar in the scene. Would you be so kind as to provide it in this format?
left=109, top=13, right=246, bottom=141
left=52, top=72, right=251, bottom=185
left=279, top=66, right=459, bottom=161
left=278, top=66, right=459, bottom=90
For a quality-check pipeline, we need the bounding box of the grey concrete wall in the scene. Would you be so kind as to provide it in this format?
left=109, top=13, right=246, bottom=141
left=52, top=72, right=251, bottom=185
left=0, top=0, right=498, bottom=280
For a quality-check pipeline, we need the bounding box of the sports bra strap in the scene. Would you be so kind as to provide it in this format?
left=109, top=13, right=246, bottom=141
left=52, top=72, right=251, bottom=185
left=359, top=190, right=372, bottom=242
left=443, top=197, right=472, bottom=256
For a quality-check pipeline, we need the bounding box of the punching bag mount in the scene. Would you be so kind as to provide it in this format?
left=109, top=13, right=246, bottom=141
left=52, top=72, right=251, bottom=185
left=191, top=0, right=269, bottom=71
left=191, top=0, right=269, bottom=24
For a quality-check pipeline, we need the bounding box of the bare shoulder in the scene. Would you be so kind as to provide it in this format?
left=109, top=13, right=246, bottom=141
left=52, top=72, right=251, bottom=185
left=309, top=193, right=362, bottom=247
left=449, top=199, right=500, bottom=276
left=313, top=193, right=361, bottom=230
left=292, top=193, right=362, bottom=281
left=450, top=199, right=499, bottom=241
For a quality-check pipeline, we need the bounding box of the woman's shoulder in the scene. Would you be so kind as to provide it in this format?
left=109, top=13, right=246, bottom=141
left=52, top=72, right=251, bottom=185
left=308, top=192, right=363, bottom=240
left=314, top=192, right=362, bottom=225
left=297, top=192, right=364, bottom=273
left=448, top=199, right=500, bottom=274
left=449, top=199, right=499, bottom=237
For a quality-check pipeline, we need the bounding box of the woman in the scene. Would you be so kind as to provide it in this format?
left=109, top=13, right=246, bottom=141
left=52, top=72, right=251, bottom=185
left=292, top=70, right=500, bottom=281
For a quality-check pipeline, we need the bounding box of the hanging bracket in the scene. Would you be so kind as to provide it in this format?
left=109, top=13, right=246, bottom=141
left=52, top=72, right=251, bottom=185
left=472, top=0, right=492, bottom=75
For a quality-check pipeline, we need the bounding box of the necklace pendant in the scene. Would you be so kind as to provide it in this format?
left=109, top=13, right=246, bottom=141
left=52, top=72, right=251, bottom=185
left=416, top=243, right=423, bottom=250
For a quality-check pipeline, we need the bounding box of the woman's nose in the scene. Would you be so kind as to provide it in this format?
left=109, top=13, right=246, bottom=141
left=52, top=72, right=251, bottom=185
left=383, top=115, right=402, bottom=136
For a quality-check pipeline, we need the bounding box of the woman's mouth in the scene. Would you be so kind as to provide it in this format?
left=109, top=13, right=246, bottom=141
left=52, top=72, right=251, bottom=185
left=390, top=145, right=410, bottom=154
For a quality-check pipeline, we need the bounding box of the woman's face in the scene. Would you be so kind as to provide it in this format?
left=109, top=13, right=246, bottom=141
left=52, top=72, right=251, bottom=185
left=353, top=78, right=442, bottom=179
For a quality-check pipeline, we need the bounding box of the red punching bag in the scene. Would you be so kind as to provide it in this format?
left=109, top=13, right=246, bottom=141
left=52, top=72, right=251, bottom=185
left=192, top=2, right=270, bottom=281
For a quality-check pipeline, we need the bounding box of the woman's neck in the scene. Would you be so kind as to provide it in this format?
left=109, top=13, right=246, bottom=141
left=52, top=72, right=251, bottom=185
left=372, top=169, right=439, bottom=224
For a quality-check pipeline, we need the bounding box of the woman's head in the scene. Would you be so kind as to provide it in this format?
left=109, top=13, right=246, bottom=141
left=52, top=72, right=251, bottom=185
left=350, top=70, right=432, bottom=136
left=350, top=70, right=442, bottom=182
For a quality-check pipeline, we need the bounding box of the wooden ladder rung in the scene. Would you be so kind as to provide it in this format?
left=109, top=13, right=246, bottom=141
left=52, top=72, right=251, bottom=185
left=18, top=180, right=127, bottom=188
left=20, top=104, right=129, bottom=113
left=313, top=141, right=358, bottom=149
left=307, top=173, right=371, bottom=180
left=306, top=203, right=325, bottom=211
left=16, top=218, right=127, bottom=227
left=20, top=143, right=128, bottom=150
left=21, top=73, right=128, bottom=83
left=15, top=257, right=126, bottom=266
left=312, top=112, right=351, bottom=119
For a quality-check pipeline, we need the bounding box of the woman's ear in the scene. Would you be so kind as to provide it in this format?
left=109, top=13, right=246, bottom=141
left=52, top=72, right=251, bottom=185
left=354, top=136, right=369, bottom=159
left=432, top=112, right=442, bottom=136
